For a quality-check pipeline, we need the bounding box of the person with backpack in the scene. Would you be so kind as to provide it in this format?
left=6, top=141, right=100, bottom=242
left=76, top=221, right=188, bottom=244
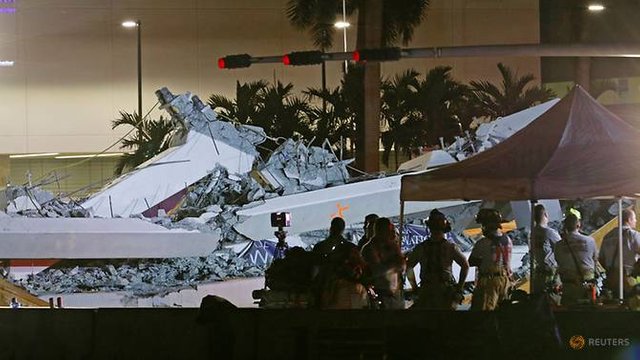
left=468, top=208, right=513, bottom=311
left=407, top=209, right=469, bottom=310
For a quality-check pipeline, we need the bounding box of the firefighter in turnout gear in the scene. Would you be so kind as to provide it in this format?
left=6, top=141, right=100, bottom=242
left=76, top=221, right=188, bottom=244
left=407, top=209, right=469, bottom=309
left=469, top=209, right=513, bottom=311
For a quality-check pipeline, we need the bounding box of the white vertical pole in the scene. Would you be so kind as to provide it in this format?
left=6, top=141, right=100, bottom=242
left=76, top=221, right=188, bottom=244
left=342, top=0, right=348, bottom=73
left=618, top=197, right=624, bottom=301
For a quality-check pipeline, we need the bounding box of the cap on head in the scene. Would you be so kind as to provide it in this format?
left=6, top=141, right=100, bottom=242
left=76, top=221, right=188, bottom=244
left=476, top=208, right=503, bottom=228
left=426, top=209, right=451, bottom=233
left=563, top=208, right=581, bottom=231
left=567, top=208, right=581, bottom=220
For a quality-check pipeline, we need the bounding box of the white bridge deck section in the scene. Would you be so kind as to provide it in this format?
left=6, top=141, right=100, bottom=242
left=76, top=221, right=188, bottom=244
left=0, top=217, right=219, bottom=259
left=82, top=130, right=255, bottom=218
left=235, top=174, right=468, bottom=240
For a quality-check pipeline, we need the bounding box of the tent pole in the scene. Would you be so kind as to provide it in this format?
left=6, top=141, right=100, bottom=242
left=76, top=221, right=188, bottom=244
left=529, top=200, right=537, bottom=293
left=618, top=197, right=624, bottom=302
left=399, top=201, right=405, bottom=243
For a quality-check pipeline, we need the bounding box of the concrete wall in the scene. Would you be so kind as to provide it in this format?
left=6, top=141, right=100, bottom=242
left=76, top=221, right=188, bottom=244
left=0, top=0, right=540, bottom=154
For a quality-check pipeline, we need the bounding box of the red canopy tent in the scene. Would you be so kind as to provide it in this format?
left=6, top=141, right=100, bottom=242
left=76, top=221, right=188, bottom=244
left=400, top=86, right=640, bottom=299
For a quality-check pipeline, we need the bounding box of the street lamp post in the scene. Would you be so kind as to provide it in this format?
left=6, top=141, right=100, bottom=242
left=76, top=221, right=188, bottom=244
left=334, top=0, right=350, bottom=73
left=122, top=20, right=142, bottom=121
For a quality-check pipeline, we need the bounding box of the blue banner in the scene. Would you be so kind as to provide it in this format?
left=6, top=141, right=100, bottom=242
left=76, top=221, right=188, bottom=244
left=401, top=224, right=430, bottom=253
left=240, top=240, right=277, bottom=267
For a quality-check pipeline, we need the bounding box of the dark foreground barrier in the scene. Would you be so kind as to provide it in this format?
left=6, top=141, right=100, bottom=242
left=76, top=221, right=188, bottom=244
left=0, top=307, right=638, bottom=359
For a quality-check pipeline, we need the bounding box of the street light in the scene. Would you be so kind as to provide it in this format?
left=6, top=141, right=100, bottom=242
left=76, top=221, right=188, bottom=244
left=122, top=20, right=142, bottom=122
left=587, top=4, right=605, bottom=11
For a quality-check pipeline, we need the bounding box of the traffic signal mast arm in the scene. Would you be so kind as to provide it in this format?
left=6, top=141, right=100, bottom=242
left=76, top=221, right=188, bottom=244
left=219, top=43, right=640, bottom=69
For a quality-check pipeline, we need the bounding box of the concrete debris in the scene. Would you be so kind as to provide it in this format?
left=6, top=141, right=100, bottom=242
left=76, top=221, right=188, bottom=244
left=160, top=137, right=352, bottom=244
left=155, top=87, right=266, bottom=154
left=258, top=139, right=352, bottom=195
left=147, top=164, right=264, bottom=243
left=5, top=185, right=88, bottom=218
left=20, top=249, right=264, bottom=297
left=9, top=94, right=572, bottom=299
left=571, top=199, right=622, bottom=234
left=444, top=99, right=560, bottom=161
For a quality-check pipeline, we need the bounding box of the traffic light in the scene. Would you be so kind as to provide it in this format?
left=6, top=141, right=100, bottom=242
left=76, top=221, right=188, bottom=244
left=352, top=47, right=402, bottom=62
left=282, top=51, right=324, bottom=66
left=218, top=54, right=252, bottom=69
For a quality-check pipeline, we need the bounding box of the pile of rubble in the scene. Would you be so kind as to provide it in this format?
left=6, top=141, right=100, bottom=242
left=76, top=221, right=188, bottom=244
left=5, top=185, right=88, bottom=218
left=20, top=249, right=263, bottom=296
left=156, top=87, right=267, bottom=154
left=155, top=138, right=352, bottom=243
left=3, top=88, right=359, bottom=298
left=444, top=100, right=559, bottom=161
left=257, top=139, right=351, bottom=195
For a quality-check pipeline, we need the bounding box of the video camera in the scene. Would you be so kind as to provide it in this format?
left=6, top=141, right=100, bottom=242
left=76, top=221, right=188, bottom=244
left=271, top=212, right=291, bottom=260
left=270, top=212, right=291, bottom=228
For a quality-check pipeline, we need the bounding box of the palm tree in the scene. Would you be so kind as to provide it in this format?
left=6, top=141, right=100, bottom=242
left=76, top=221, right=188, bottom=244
left=286, top=0, right=429, bottom=53
left=470, top=63, right=556, bottom=120
left=414, top=66, right=470, bottom=147
left=112, top=111, right=175, bottom=175
left=286, top=0, right=430, bottom=172
left=305, top=87, right=354, bottom=147
left=209, top=81, right=313, bottom=149
left=305, top=64, right=364, bottom=155
left=254, top=81, right=313, bottom=141
left=208, top=80, right=268, bottom=124
left=380, top=69, right=420, bottom=166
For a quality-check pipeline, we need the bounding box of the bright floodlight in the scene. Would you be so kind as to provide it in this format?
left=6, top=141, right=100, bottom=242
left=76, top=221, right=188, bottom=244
left=334, top=21, right=351, bottom=29
left=587, top=4, right=605, bottom=11
left=122, top=20, right=138, bottom=28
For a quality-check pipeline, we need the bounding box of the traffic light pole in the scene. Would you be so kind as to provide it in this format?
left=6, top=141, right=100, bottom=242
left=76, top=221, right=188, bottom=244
left=220, top=43, right=640, bottom=68
left=219, top=42, right=640, bottom=172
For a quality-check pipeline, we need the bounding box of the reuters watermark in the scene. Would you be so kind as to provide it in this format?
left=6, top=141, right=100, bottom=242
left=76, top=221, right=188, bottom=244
left=569, top=335, right=631, bottom=350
